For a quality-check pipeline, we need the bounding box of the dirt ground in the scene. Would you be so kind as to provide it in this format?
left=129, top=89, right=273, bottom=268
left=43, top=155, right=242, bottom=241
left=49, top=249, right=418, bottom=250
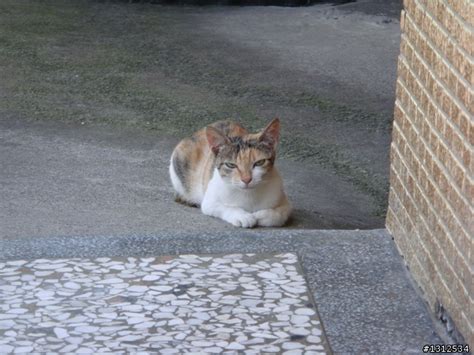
left=0, top=0, right=401, bottom=231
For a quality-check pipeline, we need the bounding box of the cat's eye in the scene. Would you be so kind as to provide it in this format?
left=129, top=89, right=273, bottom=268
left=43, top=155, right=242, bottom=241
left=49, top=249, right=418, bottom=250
left=224, top=162, right=237, bottom=169
left=253, top=159, right=266, bottom=167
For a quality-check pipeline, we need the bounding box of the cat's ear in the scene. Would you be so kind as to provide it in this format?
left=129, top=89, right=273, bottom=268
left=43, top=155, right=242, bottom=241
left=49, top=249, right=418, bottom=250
left=206, top=126, right=229, bottom=155
left=259, top=118, right=280, bottom=149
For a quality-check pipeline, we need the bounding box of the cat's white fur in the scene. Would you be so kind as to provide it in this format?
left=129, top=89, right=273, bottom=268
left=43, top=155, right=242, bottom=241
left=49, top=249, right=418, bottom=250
left=169, top=161, right=186, bottom=197
left=201, top=167, right=291, bottom=228
left=169, top=156, right=205, bottom=205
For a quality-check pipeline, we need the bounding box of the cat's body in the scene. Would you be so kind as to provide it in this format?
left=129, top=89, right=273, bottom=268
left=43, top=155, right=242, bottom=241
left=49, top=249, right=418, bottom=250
left=169, top=119, right=291, bottom=228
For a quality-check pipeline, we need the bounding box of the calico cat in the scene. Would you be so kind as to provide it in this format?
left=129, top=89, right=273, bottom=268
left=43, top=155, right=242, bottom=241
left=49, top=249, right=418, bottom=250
left=169, top=118, right=291, bottom=228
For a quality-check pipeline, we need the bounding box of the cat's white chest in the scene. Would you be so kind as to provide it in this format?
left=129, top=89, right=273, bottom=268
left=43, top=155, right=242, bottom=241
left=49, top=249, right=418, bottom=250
left=204, top=170, right=283, bottom=212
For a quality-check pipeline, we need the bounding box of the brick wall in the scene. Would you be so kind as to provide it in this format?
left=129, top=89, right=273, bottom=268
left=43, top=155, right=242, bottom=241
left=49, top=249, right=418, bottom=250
left=386, top=0, right=472, bottom=345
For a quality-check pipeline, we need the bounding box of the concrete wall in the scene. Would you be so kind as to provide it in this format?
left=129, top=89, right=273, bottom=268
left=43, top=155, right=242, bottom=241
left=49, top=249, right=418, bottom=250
left=386, top=0, right=472, bottom=345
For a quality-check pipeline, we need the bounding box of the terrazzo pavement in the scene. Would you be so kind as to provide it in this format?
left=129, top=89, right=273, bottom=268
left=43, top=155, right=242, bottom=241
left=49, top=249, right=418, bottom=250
left=0, top=229, right=442, bottom=354
left=0, top=253, right=329, bottom=354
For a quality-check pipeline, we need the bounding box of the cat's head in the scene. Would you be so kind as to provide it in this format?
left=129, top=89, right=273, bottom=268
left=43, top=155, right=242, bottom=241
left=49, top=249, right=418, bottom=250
left=206, top=118, right=280, bottom=189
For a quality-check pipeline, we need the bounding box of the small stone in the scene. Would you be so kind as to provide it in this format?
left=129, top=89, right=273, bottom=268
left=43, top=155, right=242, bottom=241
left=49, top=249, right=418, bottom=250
left=0, top=320, right=16, bottom=329
left=295, top=308, right=316, bottom=316
left=291, top=315, right=309, bottom=324
left=35, top=263, right=67, bottom=270
left=37, top=291, right=55, bottom=299
left=289, top=328, right=310, bottom=336
left=75, top=326, right=99, bottom=333
left=65, top=337, right=83, bottom=344
left=240, top=299, right=261, bottom=307
left=56, top=267, right=73, bottom=272
left=276, top=314, right=289, bottom=321
left=98, top=278, right=123, bottom=284
left=128, top=285, right=148, bottom=293
left=203, top=347, right=222, bottom=353
left=306, top=344, right=325, bottom=351
left=117, top=334, right=143, bottom=342
left=262, top=345, right=281, bottom=352
left=150, top=264, right=173, bottom=271
left=143, top=275, right=161, bottom=281
left=270, top=267, right=286, bottom=274
left=100, top=312, right=117, bottom=319
left=168, top=318, right=184, bottom=326
left=64, top=282, right=81, bottom=290
left=8, top=308, right=28, bottom=314
left=60, top=344, right=78, bottom=352
left=252, top=333, right=278, bottom=339
left=127, top=317, right=151, bottom=324
left=282, top=285, right=306, bottom=294
left=151, top=286, right=173, bottom=292
left=280, top=298, right=300, bottom=305
left=307, top=335, right=321, bottom=343
left=122, top=304, right=142, bottom=312
left=134, top=321, right=156, bottom=329
left=238, top=277, right=254, bottom=283
left=153, top=312, right=175, bottom=319
left=282, top=342, right=305, bottom=350
left=141, top=257, right=155, bottom=263
left=148, top=335, right=173, bottom=342
left=194, top=312, right=210, bottom=320
left=282, top=350, right=303, bottom=355
left=96, top=257, right=111, bottom=263
left=191, top=340, right=214, bottom=347
left=54, top=327, right=69, bottom=339
left=159, top=306, right=176, bottom=313
left=155, top=295, right=176, bottom=303
left=187, top=318, right=203, bottom=325
left=257, top=272, right=279, bottom=279
left=7, top=260, right=27, bottom=266
left=34, top=271, right=54, bottom=277
left=226, top=342, right=245, bottom=350
left=0, top=345, right=14, bottom=353
left=0, top=314, right=17, bottom=320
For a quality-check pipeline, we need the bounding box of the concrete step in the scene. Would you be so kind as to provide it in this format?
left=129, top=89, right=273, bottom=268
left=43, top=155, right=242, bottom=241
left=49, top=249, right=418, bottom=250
left=0, top=229, right=442, bottom=354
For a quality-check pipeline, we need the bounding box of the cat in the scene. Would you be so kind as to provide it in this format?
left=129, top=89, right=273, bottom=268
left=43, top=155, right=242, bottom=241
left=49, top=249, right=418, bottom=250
left=169, top=118, right=291, bottom=228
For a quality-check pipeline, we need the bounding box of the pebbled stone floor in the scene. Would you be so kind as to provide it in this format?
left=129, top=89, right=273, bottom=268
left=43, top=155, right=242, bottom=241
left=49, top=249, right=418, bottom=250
left=0, top=253, right=330, bottom=354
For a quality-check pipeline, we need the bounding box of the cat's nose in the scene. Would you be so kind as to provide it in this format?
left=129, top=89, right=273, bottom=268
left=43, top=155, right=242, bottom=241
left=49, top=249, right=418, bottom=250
left=241, top=176, right=252, bottom=185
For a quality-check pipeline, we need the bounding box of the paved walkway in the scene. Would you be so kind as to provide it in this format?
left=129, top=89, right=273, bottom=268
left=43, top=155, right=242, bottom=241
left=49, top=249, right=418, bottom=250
left=1, top=0, right=402, bottom=221
left=0, top=118, right=383, bottom=239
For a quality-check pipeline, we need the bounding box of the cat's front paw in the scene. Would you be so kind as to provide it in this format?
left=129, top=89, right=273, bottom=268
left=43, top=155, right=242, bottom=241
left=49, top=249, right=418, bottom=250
left=226, top=211, right=257, bottom=228
left=253, top=209, right=286, bottom=227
